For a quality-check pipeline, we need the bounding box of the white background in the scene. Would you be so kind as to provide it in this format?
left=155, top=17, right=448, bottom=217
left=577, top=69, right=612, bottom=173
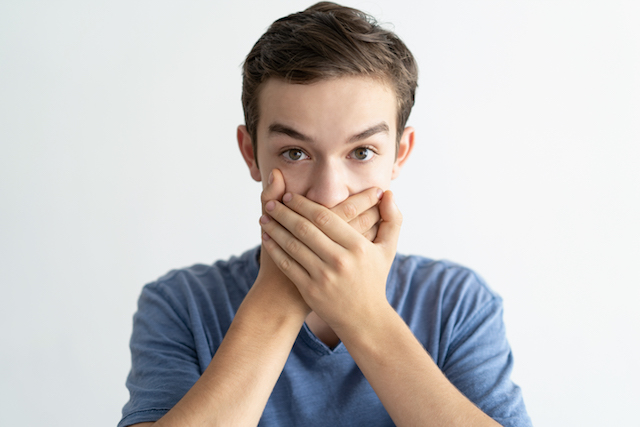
left=1, top=1, right=638, bottom=425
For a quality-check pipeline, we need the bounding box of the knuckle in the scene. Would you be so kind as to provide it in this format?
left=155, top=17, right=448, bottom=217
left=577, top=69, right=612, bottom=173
left=314, top=210, right=332, bottom=227
left=294, top=221, right=311, bottom=238
left=306, top=283, right=322, bottom=300
left=286, top=239, right=301, bottom=255
left=356, top=242, right=368, bottom=255
left=350, top=241, right=367, bottom=258
left=357, top=213, right=371, bottom=232
left=341, top=202, right=358, bottom=221
left=279, top=257, right=291, bottom=271
left=332, top=254, right=348, bottom=272
left=317, top=266, right=334, bottom=284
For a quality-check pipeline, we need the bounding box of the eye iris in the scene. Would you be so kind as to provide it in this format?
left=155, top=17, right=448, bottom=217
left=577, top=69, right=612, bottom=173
left=354, top=148, right=369, bottom=160
left=289, top=149, right=302, bottom=160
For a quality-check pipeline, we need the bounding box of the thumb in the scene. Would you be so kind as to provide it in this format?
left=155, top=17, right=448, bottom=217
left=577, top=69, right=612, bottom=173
left=259, top=169, right=286, bottom=266
left=373, top=190, right=403, bottom=252
left=261, top=169, right=286, bottom=213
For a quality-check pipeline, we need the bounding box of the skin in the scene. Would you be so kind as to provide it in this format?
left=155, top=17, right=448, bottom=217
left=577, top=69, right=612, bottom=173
left=239, top=76, right=414, bottom=345
left=130, top=76, right=500, bottom=427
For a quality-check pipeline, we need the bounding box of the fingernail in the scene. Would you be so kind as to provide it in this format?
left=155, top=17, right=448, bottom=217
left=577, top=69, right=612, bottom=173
left=262, top=232, right=270, bottom=241
left=268, top=171, right=273, bottom=185
left=377, top=189, right=383, bottom=199
left=260, top=214, right=270, bottom=224
left=265, top=200, right=275, bottom=212
left=283, top=193, right=293, bottom=203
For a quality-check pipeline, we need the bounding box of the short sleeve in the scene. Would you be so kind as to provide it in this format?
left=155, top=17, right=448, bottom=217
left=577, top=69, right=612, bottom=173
left=443, top=291, right=532, bottom=427
left=118, top=282, right=202, bottom=427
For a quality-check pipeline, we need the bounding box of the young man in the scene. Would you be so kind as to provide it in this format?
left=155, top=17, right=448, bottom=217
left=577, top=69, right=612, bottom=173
left=119, top=3, right=531, bottom=426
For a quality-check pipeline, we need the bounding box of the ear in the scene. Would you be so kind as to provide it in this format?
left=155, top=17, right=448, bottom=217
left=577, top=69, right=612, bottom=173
left=391, top=126, right=415, bottom=180
left=237, top=125, right=262, bottom=182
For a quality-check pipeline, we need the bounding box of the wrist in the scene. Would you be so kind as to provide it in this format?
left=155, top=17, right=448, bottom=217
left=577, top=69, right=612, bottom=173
left=332, top=300, right=397, bottom=344
left=250, top=271, right=311, bottom=320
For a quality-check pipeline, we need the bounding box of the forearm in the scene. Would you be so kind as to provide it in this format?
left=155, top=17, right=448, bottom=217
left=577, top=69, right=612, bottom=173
left=337, top=304, right=502, bottom=427
left=153, top=278, right=308, bottom=427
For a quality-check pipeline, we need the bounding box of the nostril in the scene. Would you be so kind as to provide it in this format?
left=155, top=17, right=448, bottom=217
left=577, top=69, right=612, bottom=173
left=305, top=188, right=350, bottom=209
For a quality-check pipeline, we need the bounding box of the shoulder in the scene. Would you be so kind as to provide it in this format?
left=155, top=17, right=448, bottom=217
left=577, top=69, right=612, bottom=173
left=134, top=247, right=260, bottom=326
left=140, top=247, right=260, bottom=304
left=390, top=253, right=500, bottom=307
left=388, top=254, right=504, bottom=344
left=389, top=256, right=531, bottom=425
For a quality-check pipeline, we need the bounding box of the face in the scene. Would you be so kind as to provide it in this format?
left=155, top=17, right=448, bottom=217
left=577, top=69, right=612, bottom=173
left=238, top=76, right=414, bottom=209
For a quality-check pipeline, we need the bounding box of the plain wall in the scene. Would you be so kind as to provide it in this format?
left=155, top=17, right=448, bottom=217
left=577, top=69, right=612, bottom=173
left=1, top=1, right=638, bottom=425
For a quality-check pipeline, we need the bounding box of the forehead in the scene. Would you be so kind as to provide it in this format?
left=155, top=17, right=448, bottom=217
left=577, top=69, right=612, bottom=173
left=256, top=76, right=398, bottom=138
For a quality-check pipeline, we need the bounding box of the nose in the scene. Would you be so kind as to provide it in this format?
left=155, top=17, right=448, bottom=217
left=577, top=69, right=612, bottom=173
left=304, top=161, right=350, bottom=209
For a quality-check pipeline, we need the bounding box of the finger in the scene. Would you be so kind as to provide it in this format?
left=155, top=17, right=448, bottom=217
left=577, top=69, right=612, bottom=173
left=263, top=199, right=340, bottom=263
left=260, top=169, right=286, bottom=214
left=330, top=187, right=383, bottom=223
left=260, top=208, right=325, bottom=275
left=374, top=190, right=403, bottom=253
left=261, top=230, right=310, bottom=287
left=347, top=205, right=381, bottom=237
left=363, top=223, right=379, bottom=243
left=258, top=169, right=291, bottom=274
left=281, top=193, right=363, bottom=250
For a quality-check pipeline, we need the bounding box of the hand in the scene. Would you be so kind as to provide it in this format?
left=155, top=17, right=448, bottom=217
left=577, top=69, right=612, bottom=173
left=329, top=186, right=382, bottom=243
left=259, top=188, right=402, bottom=333
left=256, top=169, right=384, bottom=315
left=254, top=169, right=310, bottom=317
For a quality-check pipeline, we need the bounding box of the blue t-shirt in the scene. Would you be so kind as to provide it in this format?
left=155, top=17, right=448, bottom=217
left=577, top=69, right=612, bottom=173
left=119, top=247, right=531, bottom=426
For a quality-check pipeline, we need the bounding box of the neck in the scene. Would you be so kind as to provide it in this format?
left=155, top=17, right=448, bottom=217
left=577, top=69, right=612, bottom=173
left=305, top=311, right=340, bottom=349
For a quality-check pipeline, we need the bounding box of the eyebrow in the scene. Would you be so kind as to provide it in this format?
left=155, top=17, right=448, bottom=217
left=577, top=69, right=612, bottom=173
left=349, top=122, right=389, bottom=143
left=267, top=122, right=389, bottom=144
left=268, top=123, right=313, bottom=143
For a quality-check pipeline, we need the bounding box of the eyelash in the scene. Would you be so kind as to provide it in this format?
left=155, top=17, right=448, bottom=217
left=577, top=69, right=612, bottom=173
left=349, top=146, right=376, bottom=161
left=280, top=146, right=377, bottom=163
left=281, top=148, right=310, bottom=162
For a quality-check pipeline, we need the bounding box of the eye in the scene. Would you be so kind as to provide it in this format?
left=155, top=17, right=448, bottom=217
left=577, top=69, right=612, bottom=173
left=351, top=147, right=374, bottom=161
left=282, top=148, right=309, bottom=162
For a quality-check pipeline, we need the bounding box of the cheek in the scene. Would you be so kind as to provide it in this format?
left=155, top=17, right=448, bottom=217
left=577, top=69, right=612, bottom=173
left=279, top=169, right=308, bottom=194
left=348, top=164, right=394, bottom=192
left=255, top=155, right=278, bottom=189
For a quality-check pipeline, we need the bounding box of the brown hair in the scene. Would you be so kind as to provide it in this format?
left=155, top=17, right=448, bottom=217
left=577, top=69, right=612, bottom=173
left=241, top=2, right=418, bottom=159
